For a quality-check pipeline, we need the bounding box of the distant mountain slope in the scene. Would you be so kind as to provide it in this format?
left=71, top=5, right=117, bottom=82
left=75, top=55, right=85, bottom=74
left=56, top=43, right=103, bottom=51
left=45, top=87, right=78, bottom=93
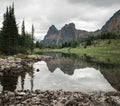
left=102, top=10, right=120, bottom=33
left=41, top=23, right=94, bottom=46
left=41, top=9, right=120, bottom=47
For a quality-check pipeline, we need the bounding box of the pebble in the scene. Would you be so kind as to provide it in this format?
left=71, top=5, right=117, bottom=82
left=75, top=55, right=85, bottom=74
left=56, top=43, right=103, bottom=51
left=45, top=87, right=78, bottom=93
left=0, top=90, right=119, bottom=106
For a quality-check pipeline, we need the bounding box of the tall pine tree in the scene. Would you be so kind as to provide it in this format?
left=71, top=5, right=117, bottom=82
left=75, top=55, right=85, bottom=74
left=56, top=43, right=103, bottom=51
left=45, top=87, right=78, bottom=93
left=21, top=19, right=26, bottom=53
left=0, top=29, right=1, bottom=50
left=20, top=21, right=35, bottom=54
left=1, top=4, right=19, bottom=55
left=30, top=24, right=34, bottom=53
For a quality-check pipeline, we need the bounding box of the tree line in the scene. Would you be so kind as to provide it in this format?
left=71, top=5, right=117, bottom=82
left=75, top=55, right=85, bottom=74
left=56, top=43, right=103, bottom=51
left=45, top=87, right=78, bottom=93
left=83, top=32, right=120, bottom=48
left=0, top=4, right=34, bottom=55
left=35, top=31, right=120, bottom=49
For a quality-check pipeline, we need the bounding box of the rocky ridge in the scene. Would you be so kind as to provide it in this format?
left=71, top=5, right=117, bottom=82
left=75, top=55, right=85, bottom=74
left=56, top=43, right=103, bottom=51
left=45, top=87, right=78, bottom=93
left=42, top=9, right=120, bottom=46
left=102, top=9, right=120, bottom=33
left=41, top=23, right=93, bottom=46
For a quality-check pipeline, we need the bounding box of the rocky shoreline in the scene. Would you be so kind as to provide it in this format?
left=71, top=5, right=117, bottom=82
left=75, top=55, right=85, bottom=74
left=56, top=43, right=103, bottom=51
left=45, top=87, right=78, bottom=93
left=0, top=90, right=120, bottom=106
left=0, top=57, right=31, bottom=77
left=0, top=55, right=53, bottom=76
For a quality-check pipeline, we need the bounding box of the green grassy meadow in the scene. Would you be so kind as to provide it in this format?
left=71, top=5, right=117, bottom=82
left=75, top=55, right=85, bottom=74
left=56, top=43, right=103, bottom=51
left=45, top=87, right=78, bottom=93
left=34, top=39, right=120, bottom=64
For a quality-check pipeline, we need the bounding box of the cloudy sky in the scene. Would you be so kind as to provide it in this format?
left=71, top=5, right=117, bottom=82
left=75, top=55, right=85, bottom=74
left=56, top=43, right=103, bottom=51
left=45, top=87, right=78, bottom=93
left=0, top=0, right=120, bottom=40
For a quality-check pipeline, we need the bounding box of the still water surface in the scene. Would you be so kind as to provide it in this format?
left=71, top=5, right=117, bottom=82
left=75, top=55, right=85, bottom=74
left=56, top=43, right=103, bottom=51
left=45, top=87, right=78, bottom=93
left=0, top=52, right=120, bottom=92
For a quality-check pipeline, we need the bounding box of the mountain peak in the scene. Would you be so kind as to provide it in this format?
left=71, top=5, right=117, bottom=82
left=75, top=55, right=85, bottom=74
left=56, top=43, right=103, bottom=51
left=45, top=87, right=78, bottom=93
left=68, top=23, right=75, bottom=28
left=60, top=23, right=76, bottom=38
left=112, top=9, right=120, bottom=18
left=62, top=23, right=76, bottom=30
left=47, top=25, right=58, bottom=36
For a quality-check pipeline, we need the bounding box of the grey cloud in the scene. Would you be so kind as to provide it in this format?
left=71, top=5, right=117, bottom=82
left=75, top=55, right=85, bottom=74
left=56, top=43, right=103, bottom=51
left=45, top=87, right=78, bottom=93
left=0, top=0, right=120, bottom=39
left=67, top=0, right=120, bottom=7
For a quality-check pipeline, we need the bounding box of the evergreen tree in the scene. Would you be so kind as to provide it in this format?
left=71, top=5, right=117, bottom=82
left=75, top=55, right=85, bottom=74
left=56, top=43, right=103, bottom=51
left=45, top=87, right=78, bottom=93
left=30, top=24, right=34, bottom=53
left=21, top=20, right=26, bottom=53
left=32, top=24, right=34, bottom=39
left=1, top=4, right=19, bottom=55
left=0, top=30, right=2, bottom=51
left=21, top=20, right=25, bottom=38
left=20, top=22, right=35, bottom=54
left=36, top=41, right=39, bottom=48
left=25, top=32, right=34, bottom=51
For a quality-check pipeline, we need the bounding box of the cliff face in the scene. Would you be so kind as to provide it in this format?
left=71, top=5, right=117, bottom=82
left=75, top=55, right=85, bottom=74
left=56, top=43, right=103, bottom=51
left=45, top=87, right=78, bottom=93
left=57, top=23, right=77, bottom=45
left=41, top=23, right=92, bottom=46
left=42, top=9, right=120, bottom=46
left=102, top=10, right=120, bottom=33
left=41, top=25, right=59, bottom=46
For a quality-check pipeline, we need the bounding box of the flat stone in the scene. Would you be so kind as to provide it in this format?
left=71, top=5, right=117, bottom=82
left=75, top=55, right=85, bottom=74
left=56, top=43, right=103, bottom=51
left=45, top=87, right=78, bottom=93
left=60, top=98, right=67, bottom=103
left=110, top=96, right=120, bottom=105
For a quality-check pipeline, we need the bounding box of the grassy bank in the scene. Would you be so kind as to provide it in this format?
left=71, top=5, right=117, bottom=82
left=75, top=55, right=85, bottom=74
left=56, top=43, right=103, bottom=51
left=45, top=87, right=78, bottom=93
left=70, top=39, right=120, bottom=64
left=34, top=39, right=120, bottom=64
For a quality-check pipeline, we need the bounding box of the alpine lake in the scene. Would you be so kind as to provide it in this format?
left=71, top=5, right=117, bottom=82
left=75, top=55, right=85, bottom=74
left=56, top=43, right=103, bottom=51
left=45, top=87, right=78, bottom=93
left=0, top=52, right=120, bottom=93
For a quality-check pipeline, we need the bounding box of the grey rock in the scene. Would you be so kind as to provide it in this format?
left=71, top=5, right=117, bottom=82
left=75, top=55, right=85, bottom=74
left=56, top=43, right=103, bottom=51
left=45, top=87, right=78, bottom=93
left=7, top=91, right=15, bottom=97
left=110, top=96, right=120, bottom=106
left=60, top=98, right=67, bottom=103
left=16, top=96, right=23, bottom=100
left=65, top=99, right=77, bottom=106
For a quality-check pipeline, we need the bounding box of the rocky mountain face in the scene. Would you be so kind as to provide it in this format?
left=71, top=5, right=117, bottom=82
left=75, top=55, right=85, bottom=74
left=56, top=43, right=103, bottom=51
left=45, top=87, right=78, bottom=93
left=42, top=9, right=120, bottom=47
left=102, top=10, right=120, bottom=33
left=41, top=23, right=93, bottom=46
left=42, top=25, right=59, bottom=46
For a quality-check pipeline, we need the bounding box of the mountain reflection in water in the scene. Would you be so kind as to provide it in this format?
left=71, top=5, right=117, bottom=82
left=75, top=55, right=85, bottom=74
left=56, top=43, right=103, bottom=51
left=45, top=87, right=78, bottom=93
left=16, top=61, right=116, bottom=92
